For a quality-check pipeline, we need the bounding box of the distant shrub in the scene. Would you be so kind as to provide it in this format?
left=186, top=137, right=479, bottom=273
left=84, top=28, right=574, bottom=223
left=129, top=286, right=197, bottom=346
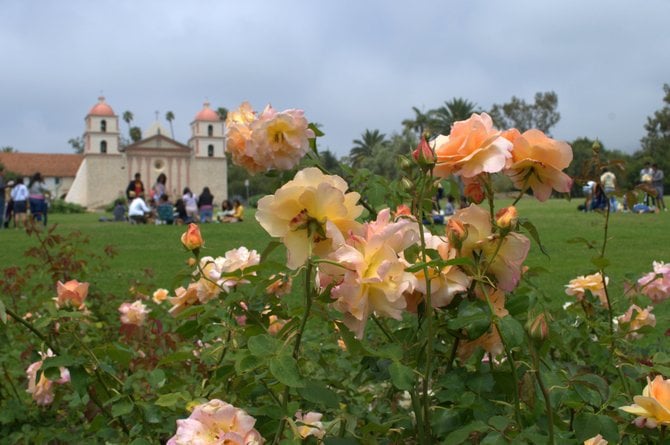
left=49, top=199, right=86, bottom=214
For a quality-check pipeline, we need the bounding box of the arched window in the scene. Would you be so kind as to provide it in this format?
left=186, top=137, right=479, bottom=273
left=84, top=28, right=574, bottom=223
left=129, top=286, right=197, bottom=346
left=207, top=125, right=214, bottom=137
left=101, top=120, right=107, bottom=132
left=207, top=145, right=214, bottom=157
left=100, top=140, right=107, bottom=153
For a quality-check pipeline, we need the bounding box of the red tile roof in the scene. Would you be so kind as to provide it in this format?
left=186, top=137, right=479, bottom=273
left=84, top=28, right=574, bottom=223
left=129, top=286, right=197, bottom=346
left=0, top=153, right=83, bottom=178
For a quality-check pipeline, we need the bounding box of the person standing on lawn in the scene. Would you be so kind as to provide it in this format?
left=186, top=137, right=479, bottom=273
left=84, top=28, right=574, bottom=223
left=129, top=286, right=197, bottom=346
left=10, top=177, right=28, bottom=228
left=126, top=173, right=145, bottom=201
left=600, top=168, right=617, bottom=211
left=652, top=163, right=666, bottom=211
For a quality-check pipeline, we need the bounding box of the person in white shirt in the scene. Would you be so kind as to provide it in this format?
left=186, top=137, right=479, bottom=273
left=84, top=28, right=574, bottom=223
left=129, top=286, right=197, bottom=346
left=128, top=192, right=152, bottom=224
left=10, top=177, right=29, bottom=228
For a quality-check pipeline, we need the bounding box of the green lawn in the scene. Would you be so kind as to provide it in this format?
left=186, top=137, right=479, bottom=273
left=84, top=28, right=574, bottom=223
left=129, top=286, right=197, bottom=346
left=1, top=201, right=667, bottom=310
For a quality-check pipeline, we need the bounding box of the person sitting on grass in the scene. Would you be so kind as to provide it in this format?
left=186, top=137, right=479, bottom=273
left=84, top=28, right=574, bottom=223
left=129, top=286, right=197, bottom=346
left=222, top=199, right=244, bottom=223
left=113, top=199, right=127, bottom=222
left=175, top=198, right=191, bottom=225
left=156, top=194, right=175, bottom=225
left=128, top=192, right=152, bottom=224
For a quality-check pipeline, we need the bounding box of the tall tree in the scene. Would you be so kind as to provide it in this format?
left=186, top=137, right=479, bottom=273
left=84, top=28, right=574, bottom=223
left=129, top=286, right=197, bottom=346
left=402, top=107, right=434, bottom=139
left=350, top=129, right=388, bottom=167
left=122, top=111, right=134, bottom=138
left=432, top=98, right=478, bottom=135
left=129, top=126, right=142, bottom=143
left=637, top=83, right=670, bottom=188
left=489, top=91, right=560, bottom=134
left=217, top=107, right=229, bottom=121
left=165, top=111, right=175, bottom=139
left=1, top=146, right=16, bottom=153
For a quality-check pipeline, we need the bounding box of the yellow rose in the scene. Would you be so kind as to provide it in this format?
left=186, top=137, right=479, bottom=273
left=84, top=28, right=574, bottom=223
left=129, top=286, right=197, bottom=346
left=256, top=167, right=362, bottom=269
left=620, top=375, right=670, bottom=427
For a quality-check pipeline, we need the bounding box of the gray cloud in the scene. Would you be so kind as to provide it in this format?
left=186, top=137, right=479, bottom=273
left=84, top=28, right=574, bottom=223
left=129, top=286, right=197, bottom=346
left=1, top=0, right=668, bottom=156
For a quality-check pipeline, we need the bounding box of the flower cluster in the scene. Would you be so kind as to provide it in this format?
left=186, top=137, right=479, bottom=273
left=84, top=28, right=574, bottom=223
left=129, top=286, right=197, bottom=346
left=226, top=102, right=315, bottom=174
left=431, top=112, right=573, bottom=200
left=168, top=246, right=261, bottom=315
left=167, top=399, right=264, bottom=444
left=25, top=349, right=70, bottom=406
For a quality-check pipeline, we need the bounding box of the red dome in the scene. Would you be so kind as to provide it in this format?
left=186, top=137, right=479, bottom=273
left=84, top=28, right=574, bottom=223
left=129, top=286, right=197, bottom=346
left=194, top=101, right=219, bottom=121
left=88, top=96, right=115, bottom=116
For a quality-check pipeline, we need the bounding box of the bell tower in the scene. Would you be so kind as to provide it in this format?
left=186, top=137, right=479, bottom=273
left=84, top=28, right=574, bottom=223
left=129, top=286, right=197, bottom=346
left=188, top=101, right=225, bottom=158
left=84, top=96, right=120, bottom=155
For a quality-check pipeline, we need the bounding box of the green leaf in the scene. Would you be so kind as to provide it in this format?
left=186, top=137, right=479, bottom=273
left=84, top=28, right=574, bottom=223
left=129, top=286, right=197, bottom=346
left=235, top=352, right=265, bottom=373
left=69, top=365, right=89, bottom=397
left=154, top=392, right=188, bottom=408
left=444, top=420, right=488, bottom=443
left=520, top=219, right=549, bottom=257
left=111, top=399, right=134, bottom=417
left=446, top=299, right=492, bottom=340
left=497, top=316, right=525, bottom=349
left=270, top=354, right=304, bottom=388
left=157, top=351, right=193, bottom=366
left=297, top=381, right=340, bottom=409
left=389, top=362, right=415, bottom=391
left=590, top=255, right=610, bottom=269
left=247, top=334, right=281, bottom=357
left=573, top=412, right=619, bottom=443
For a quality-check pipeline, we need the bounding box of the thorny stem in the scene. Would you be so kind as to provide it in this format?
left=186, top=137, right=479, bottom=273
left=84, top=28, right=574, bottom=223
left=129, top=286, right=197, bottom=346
left=446, top=337, right=460, bottom=372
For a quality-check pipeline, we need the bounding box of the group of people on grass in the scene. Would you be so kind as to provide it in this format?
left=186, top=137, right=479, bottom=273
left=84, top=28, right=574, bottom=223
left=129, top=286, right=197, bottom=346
left=0, top=166, right=49, bottom=229
left=581, top=162, right=666, bottom=213
left=116, top=172, right=244, bottom=225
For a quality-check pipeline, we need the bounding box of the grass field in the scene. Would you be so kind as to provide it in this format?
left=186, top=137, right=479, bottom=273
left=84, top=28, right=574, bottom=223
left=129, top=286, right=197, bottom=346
left=0, top=199, right=667, bottom=311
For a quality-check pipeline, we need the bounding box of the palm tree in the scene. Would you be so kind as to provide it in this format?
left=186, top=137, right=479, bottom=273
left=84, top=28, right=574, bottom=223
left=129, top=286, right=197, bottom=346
left=165, top=111, right=175, bottom=139
left=432, top=98, right=477, bottom=135
left=122, top=111, right=134, bottom=138
left=350, top=129, right=388, bottom=167
left=402, top=107, right=434, bottom=139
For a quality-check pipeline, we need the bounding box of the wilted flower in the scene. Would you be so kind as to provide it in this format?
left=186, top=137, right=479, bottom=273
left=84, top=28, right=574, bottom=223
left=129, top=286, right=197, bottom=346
left=637, top=261, right=670, bottom=303
left=26, top=349, right=70, bottom=406
left=321, top=209, right=418, bottom=338
left=168, top=283, right=200, bottom=316
left=265, top=273, right=292, bottom=297
left=167, top=399, right=264, bottom=444
left=54, top=279, right=89, bottom=310
left=226, top=102, right=315, bottom=174
left=256, top=167, right=363, bottom=269
left=565, top=273, right=609, bottom=307
left=504, top=129, right=573, bottom=202
left=457, top=289, right=509, bottom=362
left=620, top=375, right=670, bottom=427
left=119, top=300, right=149, bottom=326
left=617, top=305, right=656, bottom=339
left=295, top=411, right=325, bottom=439
left=584, top=434, right=608, bottom=445
left=449, top=205, right=530, bottom=292
left=181, top=223, right=203, bottom=251
left=432, top=113, right=512, bottom=179
left=267, top=315, right=288, bottom=336
left=152, top=288, right=169, bottom=304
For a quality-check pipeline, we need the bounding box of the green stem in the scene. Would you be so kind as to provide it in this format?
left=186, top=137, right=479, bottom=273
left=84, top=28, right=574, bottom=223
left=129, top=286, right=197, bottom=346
left=496, top=321, right=523, bottom=429
left=5, top=307, right=59, bottom=354
left=2, top=363, right=21, bottom=400
left=273, top=260, right=315, bottom=445
left=529, top=338, right=554, bottom=445
left=446, top=337, right=459, bottom=372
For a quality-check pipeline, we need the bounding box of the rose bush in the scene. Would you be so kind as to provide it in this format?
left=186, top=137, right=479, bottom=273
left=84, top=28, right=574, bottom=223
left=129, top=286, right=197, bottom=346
left=0, top=105, right=668, bottom=444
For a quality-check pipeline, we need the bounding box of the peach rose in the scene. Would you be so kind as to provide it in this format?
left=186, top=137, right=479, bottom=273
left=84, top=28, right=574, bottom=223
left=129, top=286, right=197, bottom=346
left=225, top=102, right=315, bottom=174
left=152, top=288, right=169, bottom=304
left=412, top=137, right=435, bottom=166
left=265, top=273, right=293, bottom=297
left=167, top=399, right=263, bottom=445
left=256, top=167, right=363, bottom=269
left=432, top=113, right=512, bottom=179
left=168, top=283, right=200, bottom=316
left=268, top=315, right=288, bottom=336
left=181, top=223, right=203, bottom=251
left=637, top=261, right=670, bottom=303
left=620, top=375, right=670, bottom=427
left=617, top=304, right=656, bottom=339
left=26, top=349, right=70, bottom=406
left=295, top=411, right=325, bottom=439
left=54, top=279, right=89, bottom=310
left=504, top=129, right=573, bottom=202
left=463, top=176, right=485, bottom=204
left=496, top=206, right=518, bottom=229
left=584, top=434, right=608, bottom=445
left=565, top=273, right=609, bottom=307
left=119, top=300, right=149, bottom=326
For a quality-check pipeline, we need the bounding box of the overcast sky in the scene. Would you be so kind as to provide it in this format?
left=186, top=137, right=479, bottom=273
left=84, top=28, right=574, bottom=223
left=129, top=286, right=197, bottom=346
left=2, top=1, right=668, bottom=157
